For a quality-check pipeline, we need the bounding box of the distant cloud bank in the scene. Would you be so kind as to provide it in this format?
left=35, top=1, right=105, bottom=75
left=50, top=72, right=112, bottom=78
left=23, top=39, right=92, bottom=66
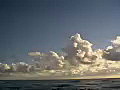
left=1, top=33, right=120, bottom=76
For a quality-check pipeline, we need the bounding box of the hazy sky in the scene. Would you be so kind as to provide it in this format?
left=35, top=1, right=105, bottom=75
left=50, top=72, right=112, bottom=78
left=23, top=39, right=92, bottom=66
left=0, top=0, right=120, bottom=63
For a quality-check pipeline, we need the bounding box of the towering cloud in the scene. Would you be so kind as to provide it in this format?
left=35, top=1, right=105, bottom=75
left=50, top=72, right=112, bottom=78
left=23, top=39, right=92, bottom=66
left=63, top=33, right=98, bottom=65
left=28, top=34, right=120, bottom=71
left=1, top=33, right=120, bottom=76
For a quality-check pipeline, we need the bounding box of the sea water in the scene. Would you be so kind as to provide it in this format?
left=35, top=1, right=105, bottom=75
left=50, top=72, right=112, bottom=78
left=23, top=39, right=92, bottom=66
left=0, top=78, right=120, bottom=90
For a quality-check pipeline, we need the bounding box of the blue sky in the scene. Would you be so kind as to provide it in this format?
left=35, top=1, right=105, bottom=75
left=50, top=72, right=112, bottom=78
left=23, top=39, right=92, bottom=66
left=0, top=0, right=120, bottom=63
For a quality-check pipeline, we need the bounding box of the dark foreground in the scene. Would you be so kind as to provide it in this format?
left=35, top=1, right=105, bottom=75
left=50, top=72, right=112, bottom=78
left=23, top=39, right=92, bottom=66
left=0, top=78, right=120, bottom=90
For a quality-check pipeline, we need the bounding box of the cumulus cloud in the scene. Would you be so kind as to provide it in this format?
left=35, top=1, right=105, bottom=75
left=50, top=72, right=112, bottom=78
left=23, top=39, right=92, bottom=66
left=103, top=36, right=120, bottom=60
left=29, top=51, right=65, bottom=70
left=63, top=33, right=98, bottom=65
left=26, top=33, right=120, bottom=76
left=1, top=33, right=120, bottom=77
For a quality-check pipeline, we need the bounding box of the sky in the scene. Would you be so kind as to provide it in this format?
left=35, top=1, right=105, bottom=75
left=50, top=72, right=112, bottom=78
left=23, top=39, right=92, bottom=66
left=0, top=0, right=120, bottom=63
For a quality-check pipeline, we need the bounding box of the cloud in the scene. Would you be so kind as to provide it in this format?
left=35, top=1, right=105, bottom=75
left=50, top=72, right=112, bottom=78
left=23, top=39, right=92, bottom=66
left=103, top=36, right=120, bottom=60
left=1, top=33, right=120, bottom=76
left=29, top=51, right=65, bottom=70
left=27, top=33, right=120, bottom=75
left=63, top=33, right=98, bottom=65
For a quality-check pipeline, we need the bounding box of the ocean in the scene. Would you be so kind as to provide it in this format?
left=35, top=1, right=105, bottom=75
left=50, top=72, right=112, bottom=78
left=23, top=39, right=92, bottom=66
left=0, top=78, right=120, bottom=90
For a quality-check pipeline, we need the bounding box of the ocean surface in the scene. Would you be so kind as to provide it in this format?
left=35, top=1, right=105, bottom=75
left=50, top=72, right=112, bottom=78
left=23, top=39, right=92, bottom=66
left=0, top=78, right=120, bottom=90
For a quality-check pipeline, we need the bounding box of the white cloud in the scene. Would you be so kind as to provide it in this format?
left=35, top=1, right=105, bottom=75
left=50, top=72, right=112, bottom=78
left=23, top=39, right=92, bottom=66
left=103, top=36, right=120, bottom=60
left=1, top=33, right=120, bottom=76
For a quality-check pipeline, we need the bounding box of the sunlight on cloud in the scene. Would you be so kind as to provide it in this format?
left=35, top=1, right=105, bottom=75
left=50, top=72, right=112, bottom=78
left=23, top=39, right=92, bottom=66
left=0, top=33, right=120, bottom=78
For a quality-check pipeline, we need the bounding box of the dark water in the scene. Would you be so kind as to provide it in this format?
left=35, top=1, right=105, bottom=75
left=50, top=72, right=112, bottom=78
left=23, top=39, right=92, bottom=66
left=0, top=78, right=120, bottom=90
